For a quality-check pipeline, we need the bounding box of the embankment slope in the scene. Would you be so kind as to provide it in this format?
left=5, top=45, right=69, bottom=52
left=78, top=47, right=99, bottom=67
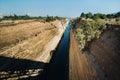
left=0, top=19, right=68, bottom=79
left=69, top=30, right=98, bottom=80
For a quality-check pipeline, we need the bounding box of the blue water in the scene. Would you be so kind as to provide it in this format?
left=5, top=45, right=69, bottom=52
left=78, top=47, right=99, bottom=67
left=46, top=21, right=71, bottom=80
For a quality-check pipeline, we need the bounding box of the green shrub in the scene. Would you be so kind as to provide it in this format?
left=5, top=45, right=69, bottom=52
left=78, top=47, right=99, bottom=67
left=116, top=18, right=120, bottom=22
left=76, top=20, right=106, bottom=50
left=45, top=15, right=56, bottom=22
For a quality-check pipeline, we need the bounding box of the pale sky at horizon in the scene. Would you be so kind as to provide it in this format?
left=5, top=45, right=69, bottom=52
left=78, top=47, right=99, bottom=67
left=0, top=0, right=120, bottom=18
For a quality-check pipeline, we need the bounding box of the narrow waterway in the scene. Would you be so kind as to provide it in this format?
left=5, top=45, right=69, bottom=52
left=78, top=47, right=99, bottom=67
left=45, top=21, right=70, bottom=80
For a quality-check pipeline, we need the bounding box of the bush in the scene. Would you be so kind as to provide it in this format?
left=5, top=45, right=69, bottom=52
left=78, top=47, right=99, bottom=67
left=80, top=13, right=86, bottom=18
left=76, top=20, right=106, bottom=50
left=116, top=18, right=120, bottom=22
left=45, top=15, right=56, bottom=22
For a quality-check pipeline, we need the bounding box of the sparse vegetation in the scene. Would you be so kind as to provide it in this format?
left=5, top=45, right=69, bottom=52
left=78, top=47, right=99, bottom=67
left=45, top=15, right=55, bottom=22
left=45, top=15, right=64, bottom=22
left=76, top=11, right=120, bottom=50
left=2, top=14, right=31, bottom=20
left=116, top=18, right=120, bottom=23
left=80, top=11, right=120, bottom=20
left=1, top=14, right=63, bottom=22
left=76, top=20, right=106, bottom=49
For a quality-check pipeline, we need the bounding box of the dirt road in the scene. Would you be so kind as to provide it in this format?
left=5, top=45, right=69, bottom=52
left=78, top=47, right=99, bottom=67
left=69, top=30, right=98, bottom=80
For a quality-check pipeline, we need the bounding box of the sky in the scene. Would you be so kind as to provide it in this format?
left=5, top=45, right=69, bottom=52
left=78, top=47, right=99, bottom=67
left=0, top=0, right=120, bottom=18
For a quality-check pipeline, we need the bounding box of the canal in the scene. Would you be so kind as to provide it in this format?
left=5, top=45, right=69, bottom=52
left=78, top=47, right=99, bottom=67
left=45, top=21, right=71, bottom=80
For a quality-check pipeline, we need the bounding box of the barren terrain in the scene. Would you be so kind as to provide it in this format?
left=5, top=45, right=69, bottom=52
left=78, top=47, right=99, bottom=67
left=0, top=19, right=68, bottom=79
left=89, top=26, right=120, bottom=80
left=69, top=30, right=99, bottom=80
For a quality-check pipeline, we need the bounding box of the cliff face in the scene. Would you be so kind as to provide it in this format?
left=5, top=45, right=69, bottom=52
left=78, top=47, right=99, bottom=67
left=71, top=18, right=120, bottom=79
left=0, top=19, right=68, bottom=79
left=90, top=26, right=120, bottom=80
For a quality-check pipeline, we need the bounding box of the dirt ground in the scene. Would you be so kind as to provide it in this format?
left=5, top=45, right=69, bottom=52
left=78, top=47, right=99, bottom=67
left=89, top=27, right=120, bottom=80
left=69, top=30, right=99, bottom=80
left=0, top=20, right=63, bottom=60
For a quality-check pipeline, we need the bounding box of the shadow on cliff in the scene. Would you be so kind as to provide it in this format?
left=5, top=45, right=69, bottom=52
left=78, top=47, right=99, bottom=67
left=0, top=56, right=48, bottom=80
left=89, top=25, right=120, bottom=80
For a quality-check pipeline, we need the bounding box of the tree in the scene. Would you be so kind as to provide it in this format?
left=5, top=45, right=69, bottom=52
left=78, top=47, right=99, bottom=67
left=13, top=14, right=18, bottom=20
left=54, top=16, right=60, bottom=20
left=107, top=14, right=114, bottom=19
left=22, top=14, right=30, bottom=20
left=92, top=14, right=100, bottom=20
left=45, top=15, right=55, bottom=22
left=86, top=12, right=92, bottom=18
left=80, top=13, right=86, bottom=18
left=115, top=12, right=120, bottom=18
left=100, top=14, right=106, bottom=19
